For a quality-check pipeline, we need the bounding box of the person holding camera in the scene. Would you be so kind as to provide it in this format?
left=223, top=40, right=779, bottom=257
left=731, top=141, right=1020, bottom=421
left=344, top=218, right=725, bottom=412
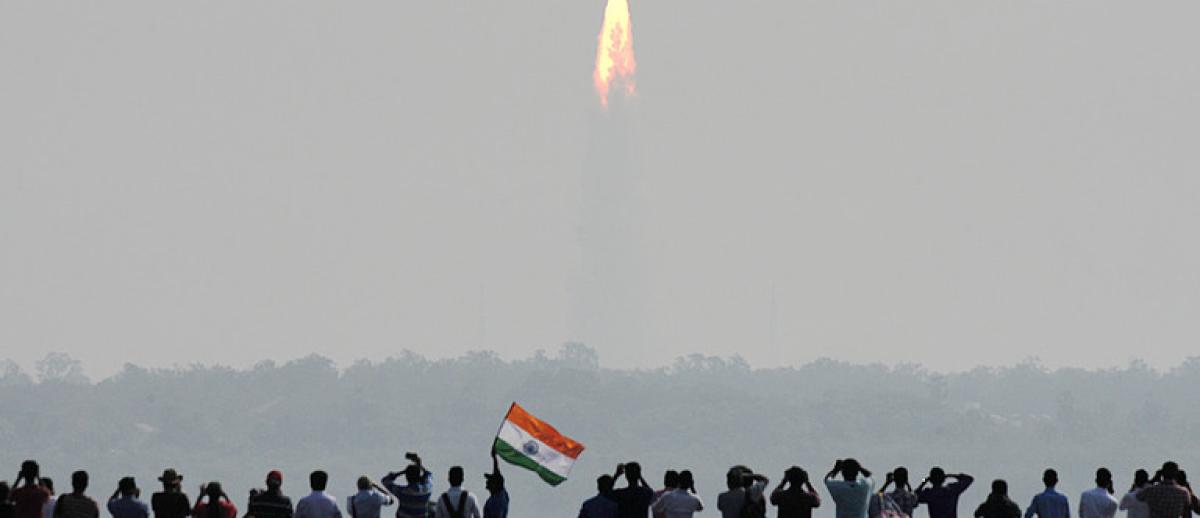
left=824, top=459, right=874, bottom=518
left=108, top=478, right=150, bottom=518
left=772, top=466, right=821, bottom=518
left=650, top=469, right=703, bottom=518
left=916, top=467, right=974, bottom=518
left=193, top=483, right=237, bottom=518
left=382, top=453, right=433, bottom=518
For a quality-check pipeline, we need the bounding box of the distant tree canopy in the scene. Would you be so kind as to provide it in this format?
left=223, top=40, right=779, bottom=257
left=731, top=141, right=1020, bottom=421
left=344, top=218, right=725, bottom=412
left=1, top=347, right=1197, bottom=516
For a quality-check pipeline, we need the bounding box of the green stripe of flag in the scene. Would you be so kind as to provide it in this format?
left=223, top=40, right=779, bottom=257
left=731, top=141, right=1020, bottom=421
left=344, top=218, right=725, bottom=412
left=493, top=438, right=567, bottom=486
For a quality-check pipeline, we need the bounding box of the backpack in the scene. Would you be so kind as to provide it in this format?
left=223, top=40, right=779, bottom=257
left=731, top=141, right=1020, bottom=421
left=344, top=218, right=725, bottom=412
left=739, top=487, right=767, bottom=518
left=439, top=492, right=469, bottom=518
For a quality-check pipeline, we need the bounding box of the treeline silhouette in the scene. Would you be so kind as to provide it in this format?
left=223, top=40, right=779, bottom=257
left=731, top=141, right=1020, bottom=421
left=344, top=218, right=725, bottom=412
left=2, top=345, right=1200, bottom=516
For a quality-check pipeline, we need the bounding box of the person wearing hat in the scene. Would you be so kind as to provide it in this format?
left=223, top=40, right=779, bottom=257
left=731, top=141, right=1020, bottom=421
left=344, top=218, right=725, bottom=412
left=482, top=453, right=508, bottom=518
left=152, top=469, right=192, bottom=518
left=247, top=472, right=294, bottom=518
left=108, top=477, right=150, bottom=518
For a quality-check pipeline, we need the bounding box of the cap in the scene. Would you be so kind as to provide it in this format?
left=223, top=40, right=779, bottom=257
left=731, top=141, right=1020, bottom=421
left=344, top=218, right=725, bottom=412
left=159, top=469, right=183, bottom=484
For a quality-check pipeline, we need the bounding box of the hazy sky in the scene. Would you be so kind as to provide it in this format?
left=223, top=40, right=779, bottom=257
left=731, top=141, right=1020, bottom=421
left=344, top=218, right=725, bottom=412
left=3, top=1, right=1199, bottom=378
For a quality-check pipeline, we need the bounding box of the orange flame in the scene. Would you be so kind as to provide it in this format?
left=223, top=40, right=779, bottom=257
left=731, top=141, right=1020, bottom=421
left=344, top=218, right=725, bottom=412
left=593, top=0, right=637, bottom=108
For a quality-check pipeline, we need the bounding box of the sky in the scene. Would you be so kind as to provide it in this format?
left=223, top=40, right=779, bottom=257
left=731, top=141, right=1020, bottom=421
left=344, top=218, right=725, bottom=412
left=3, top=1, right=1200, bottom=378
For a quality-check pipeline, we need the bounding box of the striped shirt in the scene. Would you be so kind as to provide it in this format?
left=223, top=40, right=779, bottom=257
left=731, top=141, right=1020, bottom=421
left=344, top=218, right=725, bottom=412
left=54, top=494, right=99, bottom=518
left=382, top=473, right=433, bottom=518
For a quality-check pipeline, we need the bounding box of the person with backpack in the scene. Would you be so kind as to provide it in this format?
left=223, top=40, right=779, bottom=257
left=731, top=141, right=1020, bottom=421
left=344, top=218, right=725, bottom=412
left=433, top=467, right=478, bottom=518
left=824, top=459, right=874, bottom=518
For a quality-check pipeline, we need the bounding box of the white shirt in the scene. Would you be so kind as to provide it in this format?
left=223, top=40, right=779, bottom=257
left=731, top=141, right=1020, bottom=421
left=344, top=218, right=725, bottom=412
left=1080, top=488, right=1120, bottom=518
left=347, top=490, right=393, bottom=518
left=434, top=487, right=480, bottom=518
left=652, top=489, right=704, bottom=518
left=296, top=491, right=343, bottom=518
left=1119, top=490, right=1150, bottom=518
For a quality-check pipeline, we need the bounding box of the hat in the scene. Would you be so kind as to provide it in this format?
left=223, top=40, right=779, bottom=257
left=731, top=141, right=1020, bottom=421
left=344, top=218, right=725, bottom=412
left=119, top=477, right=138, bottom=492
left=267, top=471, right=283, bottom=482
left=159, top=469, right=183, bottom=484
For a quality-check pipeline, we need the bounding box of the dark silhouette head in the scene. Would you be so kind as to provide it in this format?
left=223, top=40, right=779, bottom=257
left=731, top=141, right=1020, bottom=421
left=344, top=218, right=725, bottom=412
left=726, top=469, right=745, bottom=490
left=404, top=465, right=423, bottom=486
left=357, top=477, right=371, bottom=491
left=159, top=469, right=182, bottom=491
left=71, top=471, right=89, bottom=494
left=1096, top=468, right=1113, bottom=493
left=1161, top=462, right=1181, bottom=483
left=118, top=477, right=138, bottom=497
left=20, top=460, right=40, bottom=483
left=786, top=467, right=809, bottom=486
left=266, top=471, right=283, bottom=492
left=1133, top=469, right=1150, bottom=489
left=204, top=483, right=222, bottom=501
left=597, top=475, right=615, bottom=495
left=42, top=478, right=54, bottom=495
left=929, top=467, right=947, bottom=486
left=0, top=482, right=11, bottom=502
left=679, top=471, right=695, bottom=492
left=1043, top=469, right=1058, bottom=488
left=892, top=467, right=909, bottom=487
left=309, top=471, right=328, bottom=492
left=841, top=459, right=863, bottom=481
left=484, top=470, right=504, bottom=494
left=663, top=471, right=680, bottom=489
left=448, top=467, right=464, bottom=488
left=624, top=462, right=642, bottom=486
left=991, top=479, right=1009, bottom=497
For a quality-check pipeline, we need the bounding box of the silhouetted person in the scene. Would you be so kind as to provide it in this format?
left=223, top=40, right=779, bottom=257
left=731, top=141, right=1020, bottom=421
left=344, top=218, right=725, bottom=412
left=294, top=472, right=341, bottom=518
left=1118, top=471, right=1150, bottom=518
left=108, top=478, right=150, bottom=518
left=192, top=483, right=236, bottom=518
left=482, top=454, right=507, bottom=518
left=1177, top=471, right=1200, bottom=517
left=1136, top=463, right=1191, bottom=518
left=771, top=466, right=820, bottom=518
left=54, top=471, right=99, bottom=518
left=718, top=466, right=770, bottom=518
left=247, top=472, right=293, bottom=518
left=2, top=482, right=17, bottom=518
left=1025, top=469, right=1069, bottom=518
left=347, top=477, right=394, bottom=518
left=382, top=453, right=433, bottom=518
left=12, top=461, right=51, bottom=518
left=612, top=463, right=654, bottom=518
left=433, top=467, right=478, bottom=518
left=579, top=476, right=618, bottom=518
left=1080, top=468, right=1119, bottom=518
left=650, top=470, right=702, bottom=518
left=652, top=472, right=679, bottom=518
left=824, top=460, right=874, bottom=518
left=151, top=470, right=190, bottom=518
left=42, top=478, right=57, bottom=518
left=917, top=467, right=974, bottom=518
left=973, top=480, right=1020, bottom=518
left=880, top=468, right=919, bottom=518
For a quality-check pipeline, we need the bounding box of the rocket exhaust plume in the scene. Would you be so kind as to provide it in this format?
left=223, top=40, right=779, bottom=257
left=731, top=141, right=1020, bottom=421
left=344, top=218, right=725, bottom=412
left=593, top=0, right=637, bottom=108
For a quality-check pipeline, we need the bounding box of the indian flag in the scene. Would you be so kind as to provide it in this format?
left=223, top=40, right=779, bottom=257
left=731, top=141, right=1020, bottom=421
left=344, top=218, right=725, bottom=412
left=493, top=403, right=585, bottom=486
